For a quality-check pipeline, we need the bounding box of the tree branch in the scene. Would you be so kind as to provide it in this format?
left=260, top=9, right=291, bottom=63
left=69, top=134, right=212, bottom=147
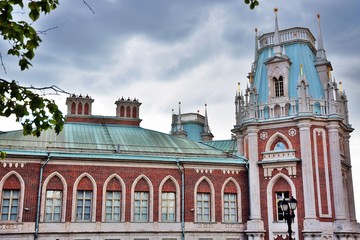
left=37, top=26, right=59, bottom=35
left=0, top=52, right=7, bottom=74
left=83, top=0, right=95, bottom=14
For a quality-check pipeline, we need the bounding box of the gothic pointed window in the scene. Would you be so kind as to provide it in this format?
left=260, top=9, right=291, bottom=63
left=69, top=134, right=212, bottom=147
left=71, top=102, right=76, bottom=114
left=78, top=102, right=83, bottom=115
left=132, top=106, right=137, bottom=118
left=84, top=103, right=89, bottom=115
left=0, top=172, right=25, bottom=222
left=274, top=76, right=284, bottom=97
left=120, top=106, right=125, bottom=117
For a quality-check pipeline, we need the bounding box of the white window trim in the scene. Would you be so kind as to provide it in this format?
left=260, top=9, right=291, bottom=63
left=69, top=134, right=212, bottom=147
left=265, top=132, right=293, bottom=151
left=102, top=173, right=126, bottom=222
left=266, top=173, right=298, bottom=240
left=221, top=177, right=242, bottom=222
left=130, top=174, right=153, bottom=222
left=158, top=175, right=180, bottom=222
left=40, top=172, right=67, bottom=222
left=71, top=173, right=97, bottom=222
left=0, top=171, right=25, bottom=222
left=193, top=176, right=215, bottom=222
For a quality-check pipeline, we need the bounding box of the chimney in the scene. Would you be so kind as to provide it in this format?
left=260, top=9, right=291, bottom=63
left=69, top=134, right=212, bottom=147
left=66, top=94, right=94, bottom=116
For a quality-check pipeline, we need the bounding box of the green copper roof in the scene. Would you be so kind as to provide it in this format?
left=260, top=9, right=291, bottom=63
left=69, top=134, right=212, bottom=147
left=0, top=122, right=246, bottom=164
left=201, top=140, right=237, bottom=155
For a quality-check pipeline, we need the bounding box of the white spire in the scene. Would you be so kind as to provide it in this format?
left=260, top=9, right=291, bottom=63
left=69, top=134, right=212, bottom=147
left=273, top=8, right=282, bottom=56
left=177, top=101, right=182, bottom=131
left=316, top=14, right=327, bottom=60
left=203, top=104, right=210, bottom=133
left=252, top=28, right=259, bottom=71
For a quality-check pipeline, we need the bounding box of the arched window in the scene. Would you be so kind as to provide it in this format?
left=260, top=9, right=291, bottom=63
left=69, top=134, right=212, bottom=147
left=272, top=177, right=292, bottom=221
left=274, top=76, right=284, bottom=97
left=194, top=177, right=215, bottom=222
left=0, top=171, right=25, bottom=222
left=71, top=102, right=76, bottom=114
left=274, top=104, right=281, bottom=117
left=71, top=173, right=97, bottom=222
left=126, top=106, right=131, bottom=118
left=78, top=102, right=83, bottom=115
left=314, top=102, right=321, bottom=115
left=264, top=106, right=270, bottom=119
left=84, top=103, right=89, bottom=115
left=131, top=175, right=153, bottom=222
left=221, top=178, right=242, bottom=222
left=159, top=176, right=180, bottom=222
left=41, top=172, right=67, bottom=222
left=285, top=103, right=291, bottom=116
left=132, top=106, right=137, bottom=118
left=102, top=174, right=126, bottom=222
left=120, top=105, right=125, bottom=117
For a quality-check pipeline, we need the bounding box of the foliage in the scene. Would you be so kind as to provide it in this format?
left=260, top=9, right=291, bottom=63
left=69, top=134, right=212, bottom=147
left=0, top=1, right=63, bottom=159
left=244, top=0, right=260, bottom=10
left=0, top=79, right=64, bottom=137
left=0, top=0, right=59, bottom=70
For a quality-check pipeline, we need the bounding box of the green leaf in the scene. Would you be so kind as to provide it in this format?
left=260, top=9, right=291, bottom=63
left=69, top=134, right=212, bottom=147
left=19, top=58, right=31, bottom=70
left=24, top=49, right=35, bottom=60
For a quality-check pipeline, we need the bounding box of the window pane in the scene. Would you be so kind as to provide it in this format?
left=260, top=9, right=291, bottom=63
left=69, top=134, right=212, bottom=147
left=223, top=193, right=237, bottom=222
left=134, top=191, right=149, bottom=222
left=161, top=192, right=176, bottom=222
left=105, top=190, right=121, bottom=222
left=197, top=193, right=210, bottom=222
left=1, top=190, right=19, bottom=221
left=9, top=214, right=17, bottom=221
left=45, top=190, right=63, bottom=222
left=276, top=191, right=290, bottom=221
left=76, top=191, right=92, bottom=221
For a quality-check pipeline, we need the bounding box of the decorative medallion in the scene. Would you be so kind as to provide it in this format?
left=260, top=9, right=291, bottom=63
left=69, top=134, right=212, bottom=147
left=288, top=128, right=297, bottom=137
left=260, top=131, right=268, bottom=140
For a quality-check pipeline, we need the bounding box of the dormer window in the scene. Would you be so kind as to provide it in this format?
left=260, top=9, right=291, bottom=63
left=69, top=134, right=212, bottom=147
left=274, top=76, right=284, bottom=97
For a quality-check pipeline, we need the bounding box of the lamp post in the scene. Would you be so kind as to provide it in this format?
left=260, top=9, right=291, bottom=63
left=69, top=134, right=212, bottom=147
left=280, top=196, right=298, bottom=240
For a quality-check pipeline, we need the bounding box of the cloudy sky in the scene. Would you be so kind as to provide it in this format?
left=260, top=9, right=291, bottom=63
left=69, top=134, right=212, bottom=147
left=1, top=0, right=360, bottom=220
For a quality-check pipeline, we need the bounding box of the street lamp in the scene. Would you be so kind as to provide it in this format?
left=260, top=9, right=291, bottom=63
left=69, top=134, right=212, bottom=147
left=280, top=196, right=298, bottom=240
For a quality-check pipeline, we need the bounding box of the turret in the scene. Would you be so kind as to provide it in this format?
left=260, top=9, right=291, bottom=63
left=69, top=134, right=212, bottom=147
left=170, top=102, right=213, bottom=141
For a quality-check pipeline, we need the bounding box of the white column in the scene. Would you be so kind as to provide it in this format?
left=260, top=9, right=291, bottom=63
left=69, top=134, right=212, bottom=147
left=344, top=134, right=357, bottom=221
left=327, top=123, right=346, bottom=220
left=237, top=133, right=244, bottom=156
left=247, top=127, right=262, bottom=219
left=298, top=120, right=317, bottom=219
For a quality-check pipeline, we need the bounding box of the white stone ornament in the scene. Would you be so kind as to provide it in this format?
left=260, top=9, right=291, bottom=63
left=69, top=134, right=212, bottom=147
left=288, top=128, right=297, bottom=137
left=260, top=131, right=268, bottom=140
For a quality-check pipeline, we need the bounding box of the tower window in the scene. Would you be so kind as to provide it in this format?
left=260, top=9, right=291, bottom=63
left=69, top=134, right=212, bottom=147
left=274, top=76, right=284, bottom=97
left=276, top=191, right=289, bottom=221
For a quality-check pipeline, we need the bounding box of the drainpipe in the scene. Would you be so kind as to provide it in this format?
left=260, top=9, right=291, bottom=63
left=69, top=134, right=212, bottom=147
left=35, top=152, right=51, bottom=240
left=176, top=160, right=185, bottom=240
